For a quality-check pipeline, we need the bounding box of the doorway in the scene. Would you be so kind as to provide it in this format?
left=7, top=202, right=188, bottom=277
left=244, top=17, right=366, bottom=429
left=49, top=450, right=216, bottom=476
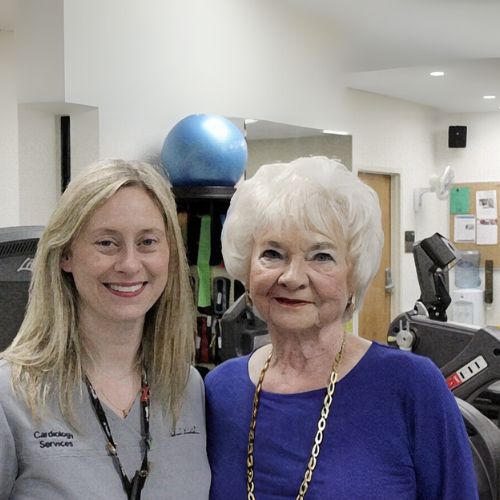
left=358, top=172, right=393, bottom=344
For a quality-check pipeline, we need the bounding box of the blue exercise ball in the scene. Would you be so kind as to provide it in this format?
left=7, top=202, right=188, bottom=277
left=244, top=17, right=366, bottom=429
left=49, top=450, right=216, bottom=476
left=160, top=114, right=248, bottom=186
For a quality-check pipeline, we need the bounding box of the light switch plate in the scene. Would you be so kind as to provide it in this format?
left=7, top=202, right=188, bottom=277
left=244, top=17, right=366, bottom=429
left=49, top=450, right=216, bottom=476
left=405, top=231, right=415, bottom=253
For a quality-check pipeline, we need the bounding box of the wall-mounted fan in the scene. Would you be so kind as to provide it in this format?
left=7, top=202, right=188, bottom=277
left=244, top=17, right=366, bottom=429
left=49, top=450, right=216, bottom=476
left=414, top=166, right=455, bottom=212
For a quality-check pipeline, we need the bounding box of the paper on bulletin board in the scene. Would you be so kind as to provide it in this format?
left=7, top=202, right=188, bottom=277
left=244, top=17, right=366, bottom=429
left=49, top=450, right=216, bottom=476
left=475, top=190, right=498, bottom=244
left=454, top=215, right=476, bottom=242
left=476, top=190, right=497, bottom=218
left=477, top=218, right=498, bottom=245
left=450, top=187, right=470, bottom=214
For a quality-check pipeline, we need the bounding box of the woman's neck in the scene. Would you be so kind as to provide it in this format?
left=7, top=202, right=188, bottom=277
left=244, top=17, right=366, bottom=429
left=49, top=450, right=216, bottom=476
left=80, top=311, right=144, bottom=378
left=269, top=324, right=344, bottom=372
left=249, top=329, right=372, bottom=394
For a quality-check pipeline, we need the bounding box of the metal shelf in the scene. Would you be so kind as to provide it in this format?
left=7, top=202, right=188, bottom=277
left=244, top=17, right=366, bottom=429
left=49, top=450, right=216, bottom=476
left=172, top=186, right=235, bottom=200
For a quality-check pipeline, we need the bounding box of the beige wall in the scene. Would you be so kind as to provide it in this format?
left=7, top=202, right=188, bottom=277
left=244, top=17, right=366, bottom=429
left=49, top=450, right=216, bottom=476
left=246, top=134, right=352, bottom=177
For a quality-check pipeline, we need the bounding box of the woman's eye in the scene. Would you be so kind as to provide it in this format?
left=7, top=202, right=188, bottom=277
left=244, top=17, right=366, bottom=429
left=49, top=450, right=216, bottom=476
left=141, top=238, right=157, bottom=247
left=261, top=249, right=282, bottom=259
left=96, top=240, right=115, bottom=248
left=313, top=252, right=334, bottom=262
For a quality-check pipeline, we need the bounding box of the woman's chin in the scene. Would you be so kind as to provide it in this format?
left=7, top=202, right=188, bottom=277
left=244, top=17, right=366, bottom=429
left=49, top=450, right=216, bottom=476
left=267, top=317, right=320, bottom=336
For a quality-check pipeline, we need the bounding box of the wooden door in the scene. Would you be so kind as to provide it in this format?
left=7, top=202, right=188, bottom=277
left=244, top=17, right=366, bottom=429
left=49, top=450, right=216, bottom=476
left=358, top=172, right=392, bottom=343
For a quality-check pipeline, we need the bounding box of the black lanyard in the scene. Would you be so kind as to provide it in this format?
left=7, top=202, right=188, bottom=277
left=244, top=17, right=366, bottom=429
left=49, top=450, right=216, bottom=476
left=85, top=369, right=151, bottom=500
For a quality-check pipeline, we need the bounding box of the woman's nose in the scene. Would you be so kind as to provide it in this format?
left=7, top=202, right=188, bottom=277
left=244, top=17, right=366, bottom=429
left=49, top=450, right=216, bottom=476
left=277, top=258, right=308, bottom=289
left=114, top=246, right=141, bottom=274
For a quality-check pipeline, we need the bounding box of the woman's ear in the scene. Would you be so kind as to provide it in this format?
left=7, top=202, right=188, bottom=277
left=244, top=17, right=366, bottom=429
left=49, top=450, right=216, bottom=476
left=60, top=253, right=72, bottom=273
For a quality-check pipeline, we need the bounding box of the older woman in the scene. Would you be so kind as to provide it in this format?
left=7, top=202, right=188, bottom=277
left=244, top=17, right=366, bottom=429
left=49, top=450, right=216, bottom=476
left=0, top=160, right=210, bottom=499
left=205, top=156, right=477, bottom=499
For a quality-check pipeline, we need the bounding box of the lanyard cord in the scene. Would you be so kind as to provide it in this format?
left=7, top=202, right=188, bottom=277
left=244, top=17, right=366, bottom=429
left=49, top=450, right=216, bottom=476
left=85, top=369, right=151, bottom=500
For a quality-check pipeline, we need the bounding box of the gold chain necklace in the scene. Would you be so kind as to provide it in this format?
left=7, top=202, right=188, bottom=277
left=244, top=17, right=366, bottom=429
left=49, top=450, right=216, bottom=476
left=92, top=380, right=141, bottom=419
left=99, top=388, right=140, bottom=418
left=247, top=332, right=347, bottom=500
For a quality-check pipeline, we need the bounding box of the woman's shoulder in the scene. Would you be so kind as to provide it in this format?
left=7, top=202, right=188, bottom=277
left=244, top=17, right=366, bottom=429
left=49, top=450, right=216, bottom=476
left=0, top=359, right=13, bottom=390
left=0, top=360, right=22, bottom=411
left=0, top=358, right=11, bottom=371
left=363, top=342, right=445, bottom=385
left=204, top=355, right=249, bottom=390
left=353, top=343, right=459, bottom=417
left=183, top=365, right=206, bottom=396
left=369, top=341, right=438, bottom=368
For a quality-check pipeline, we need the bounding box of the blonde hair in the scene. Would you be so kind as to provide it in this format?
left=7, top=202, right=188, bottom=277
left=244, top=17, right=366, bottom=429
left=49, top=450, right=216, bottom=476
left=1, top=159, right=195, bottom=426
left=221, top=156, right=384, bottom=322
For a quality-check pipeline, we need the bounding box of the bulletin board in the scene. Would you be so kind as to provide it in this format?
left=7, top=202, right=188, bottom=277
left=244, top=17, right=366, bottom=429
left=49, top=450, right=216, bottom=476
left=449, top=181, right=500, bottom=267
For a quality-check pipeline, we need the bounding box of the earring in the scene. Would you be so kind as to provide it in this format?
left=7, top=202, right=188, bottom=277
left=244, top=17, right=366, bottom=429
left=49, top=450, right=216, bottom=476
left=346, top=296, right=355, bottom=313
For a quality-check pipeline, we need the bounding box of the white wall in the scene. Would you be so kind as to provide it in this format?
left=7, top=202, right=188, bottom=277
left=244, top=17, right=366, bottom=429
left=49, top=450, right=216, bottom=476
left=16, top=0, right=65, bottom=103
left=247, top=135, right=352, bottom=175
left=0, top=31, right=19, bottom=227
left=62, top=0, right=345, bottom=161
left=13, top=0, right=99, bottom=227
left=68, top=107, right=100, bottom=179
left=16, top=104, right=100, bottom=226
left=436, top=112, right=500, bottom=326
left=17, top=106, right=59, bottom=225
left=345, top=89, right=446, bottom=314
left=436, top=113, right=500, bottom=181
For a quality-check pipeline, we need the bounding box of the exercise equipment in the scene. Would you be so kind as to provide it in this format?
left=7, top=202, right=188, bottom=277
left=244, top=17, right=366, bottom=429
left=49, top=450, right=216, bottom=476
left=0, top=226, right=43, bottom=351
left=458, top=399, right=500, bottom=500
left=412, top=232, right=455, bottom=321
left=219, top=294, right=269, bottom=361
left=388, top=232, right=500, bottom=499
left=389, top=312, right=500, bottom=499
left=161, top=114, right=247, bottom=186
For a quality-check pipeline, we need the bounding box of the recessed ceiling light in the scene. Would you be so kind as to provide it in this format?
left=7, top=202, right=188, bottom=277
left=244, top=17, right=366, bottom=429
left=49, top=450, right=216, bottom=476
left=323, top=129, right=350, bottom=135
left=430, top=71, right=445, bottom=77
left=245, top=119, right=258, bottom=124
left=483, top=95, right=496, bottom=99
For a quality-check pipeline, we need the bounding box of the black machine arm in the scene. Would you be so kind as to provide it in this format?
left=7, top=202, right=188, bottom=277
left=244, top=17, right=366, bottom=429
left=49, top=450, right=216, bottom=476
left=388, top=232, right=500, bottom=406
left=413, top=232, right=458, bottom=321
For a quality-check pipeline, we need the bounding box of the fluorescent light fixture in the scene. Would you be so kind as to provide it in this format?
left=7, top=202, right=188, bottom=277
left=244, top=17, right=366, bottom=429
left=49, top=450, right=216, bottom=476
left=483, top=95, right=496, bottom=99
left=430, top=71, right=445, bottom=77
left=245, top=119, right=258, bottom=124
left=323, top=129, right=350, bottom=135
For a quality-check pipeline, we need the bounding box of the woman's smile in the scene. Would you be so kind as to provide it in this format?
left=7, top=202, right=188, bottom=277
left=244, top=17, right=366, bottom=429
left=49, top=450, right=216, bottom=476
left=273, top=297, right=313, bottom=307
left=104, top=281, right=147, bottom=297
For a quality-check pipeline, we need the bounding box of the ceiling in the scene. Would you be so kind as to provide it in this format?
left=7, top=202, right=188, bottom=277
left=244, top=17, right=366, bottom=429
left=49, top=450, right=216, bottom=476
left=286, top=0, right=500, bottom=114
left=2, top=0, right=499, bottom=114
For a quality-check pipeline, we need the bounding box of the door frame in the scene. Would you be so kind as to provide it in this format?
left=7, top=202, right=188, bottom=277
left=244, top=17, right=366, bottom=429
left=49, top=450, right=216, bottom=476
left=352, top=165, right=401, bottom=337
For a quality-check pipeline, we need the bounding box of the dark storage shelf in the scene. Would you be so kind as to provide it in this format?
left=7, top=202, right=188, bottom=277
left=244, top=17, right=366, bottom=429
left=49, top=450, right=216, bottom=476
left=173, top=186, right=235, bottom=200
